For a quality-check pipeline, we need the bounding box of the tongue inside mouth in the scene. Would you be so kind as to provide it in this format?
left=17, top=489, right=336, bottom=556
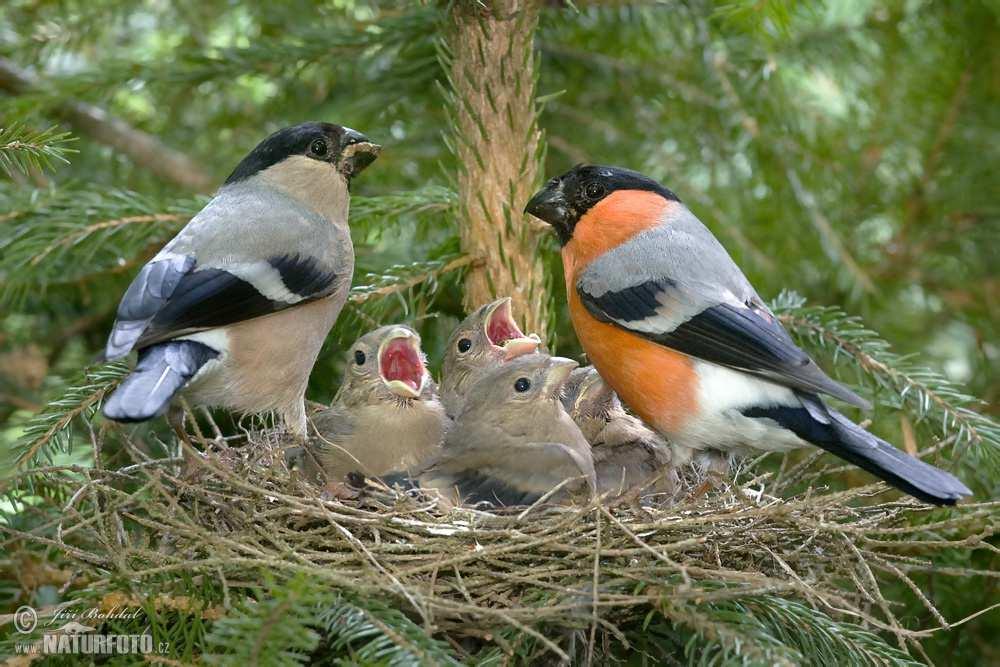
left=487, top=302, right=540, bottom=360
left=487, top=303, right=523, bottom=346
left=380, top=339, right=424, bottom=397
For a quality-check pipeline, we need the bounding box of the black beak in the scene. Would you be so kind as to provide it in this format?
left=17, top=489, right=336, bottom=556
left=525, top=182, right=573, bottom=243
left=339, top=128, right=381, bottom=178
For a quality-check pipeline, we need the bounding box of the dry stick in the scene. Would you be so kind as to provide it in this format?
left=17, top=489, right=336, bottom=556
left=599, top=506, right=691, bottom=587
left=876, top=559, right=949, bottom=629
left=319, top=503, right=431, bottom=626
left=23, top=417, right=994, bottom=661
left=515, top=477, right=580, bottom=520
left=842, top=535, right=909, bottom=650
left=586, top=507, right=601, bottom=667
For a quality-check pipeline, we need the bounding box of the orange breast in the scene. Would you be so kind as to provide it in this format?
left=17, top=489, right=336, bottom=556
left=567, top=284, right=698, bottom=436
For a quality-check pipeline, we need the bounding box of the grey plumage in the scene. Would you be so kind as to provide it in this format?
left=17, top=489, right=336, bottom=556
left=300, top=325, right=449, bottom=487
left=412, top=354, right=596, bottom=508
left=101, top=122, right=380, bottom=436
left=526, top=164, right=971, bottom=506
left=103, top=341, right=217, bottom=422
left=439, top=297, right=541, bottom=417
left=561, top=367, right=677, bottom=499
left=576, top=215, right=870, bottom=410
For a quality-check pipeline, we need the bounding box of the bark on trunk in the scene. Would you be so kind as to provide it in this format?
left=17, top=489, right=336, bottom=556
left=447, top=0, right=549, bottom=335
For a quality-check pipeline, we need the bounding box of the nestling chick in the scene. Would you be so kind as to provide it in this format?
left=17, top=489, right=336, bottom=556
left=527, top=164, right=971, bottom=505
left=561, top=367, right=678, bottom=499
left=412, top=354, right=596, bottom=508
left=439, top=297, right=542, bottom=417
left=298, top=325, right=449, bottom=488
left=102, top=122, right=381, bottom=439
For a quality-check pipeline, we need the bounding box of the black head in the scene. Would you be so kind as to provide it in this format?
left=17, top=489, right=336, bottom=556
left=524, top=164, right=678, bottom=244
left=224, top=122, right=380, bottom=185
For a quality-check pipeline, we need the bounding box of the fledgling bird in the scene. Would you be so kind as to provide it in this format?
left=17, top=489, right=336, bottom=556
left=409, top=354, right=596, bottom=508
left=297, top=325, right=449, bottom=487
left=526, top=164, right=971, bottom=506
left=101, top=122, right=380, bottom=438
left=562, top=366, right=679, bottom=499
left=439, top=297, right=542, bottom=417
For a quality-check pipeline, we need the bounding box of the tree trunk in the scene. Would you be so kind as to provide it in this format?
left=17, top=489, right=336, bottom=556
left=446, top=0, right=549, bottom=335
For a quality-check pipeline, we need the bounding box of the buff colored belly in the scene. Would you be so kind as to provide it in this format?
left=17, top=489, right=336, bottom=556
left=568, top=291, right=698, bottom=436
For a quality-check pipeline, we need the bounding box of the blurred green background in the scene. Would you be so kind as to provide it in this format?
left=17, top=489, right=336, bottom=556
left=1, top=0, right=997, bottom=662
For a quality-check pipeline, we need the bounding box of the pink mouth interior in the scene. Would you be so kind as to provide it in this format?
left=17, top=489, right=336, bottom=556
left=380, top=339, right=423, bottom=392
left=487, top=303, right=524, bottom=346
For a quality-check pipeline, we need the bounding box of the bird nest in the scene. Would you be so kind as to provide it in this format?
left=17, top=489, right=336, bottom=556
left=9, top=425, right=996, bottom=664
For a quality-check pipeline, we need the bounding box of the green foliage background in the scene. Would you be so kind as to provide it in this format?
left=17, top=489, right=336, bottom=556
left=0, top=0, right=997, bottom=664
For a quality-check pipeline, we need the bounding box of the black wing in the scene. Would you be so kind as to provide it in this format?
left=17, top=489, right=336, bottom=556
left=578, top=280, right=870, bottom=409
left=105, top=253, right=338, bottom=359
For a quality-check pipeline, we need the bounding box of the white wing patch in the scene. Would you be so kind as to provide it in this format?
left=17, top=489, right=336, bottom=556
left=217, top=261, right=305, bottom=304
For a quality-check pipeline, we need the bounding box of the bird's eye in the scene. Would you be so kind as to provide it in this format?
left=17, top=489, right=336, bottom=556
left=547, top=177, right=559, bottom=188
left=457, top=338, right=472, bottom=353
left=585, top=182, right=605, bottom=199
left=514, top=377, right=531, bottom=393
left=354, top=350, right=366, bottom=365
left=309, top=139, right=328, bottom=157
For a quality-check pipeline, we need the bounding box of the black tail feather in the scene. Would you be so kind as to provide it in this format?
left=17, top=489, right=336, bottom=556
left=824, top=409, right=971, bottom=505
left=102, top=340, right=217, bottom=423
left=745, top=398, right=972, bottom=505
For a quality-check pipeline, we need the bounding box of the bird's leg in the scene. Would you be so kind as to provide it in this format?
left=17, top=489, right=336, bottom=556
left=200, top=406, right=226, bottom=448
left=281, top=398, right=361, bottom=500
left=283, top=399, right=309, bottom=443
left=279, top=398, right=314, bottom=474
left=687, top=452, right=732, bottom=501
left=167, top=403, right=203, bottom=478
left=322, top=476, right=362, bottom=501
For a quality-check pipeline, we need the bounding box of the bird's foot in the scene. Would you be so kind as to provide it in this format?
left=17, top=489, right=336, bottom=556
left=319, top=472, right=365, bottom=501
left=321, top=480, right=362, bottom=501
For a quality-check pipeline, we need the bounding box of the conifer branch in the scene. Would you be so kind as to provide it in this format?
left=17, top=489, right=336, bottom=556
left=0, top=57, right=213, bottom=191
left=349, top=255, right=478, bottom=304
left=29, top=8, right=441, bottom=98
left=8, top=363, right=126, bottom=469
left=666, top=595, right=923, bottom=666
left=773, top=292, right=1000, bottom=473
left=0, top=186, right=456, bottom=308
left=0, top=185, right=201, bottom=306
left=203, top=575, right=327, bottom=665
left=0, top=123, right=76, bottom=177
left=319, top=594, right=462, bottom=665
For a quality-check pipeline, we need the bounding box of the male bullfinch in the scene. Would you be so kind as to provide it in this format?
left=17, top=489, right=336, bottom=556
left=402, top=354, right=596, bottom=508
left=101, top=122, right=380, bottom=438
left=439, top=297, right=542, bottom=417
left=562, top=366, right=678, bottom=499
left=295, top=325, right=449, bottom=489
left=526, top=164, right=971, bottom=506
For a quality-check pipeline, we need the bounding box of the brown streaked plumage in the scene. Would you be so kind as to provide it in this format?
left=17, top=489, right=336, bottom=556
left=412, top=354, right=595, bottom=509
left=299, top=325, right=449, bottom=488
left=561, top=366, right=679, bottom=500
left=439, top=297, right=541, bottom=417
